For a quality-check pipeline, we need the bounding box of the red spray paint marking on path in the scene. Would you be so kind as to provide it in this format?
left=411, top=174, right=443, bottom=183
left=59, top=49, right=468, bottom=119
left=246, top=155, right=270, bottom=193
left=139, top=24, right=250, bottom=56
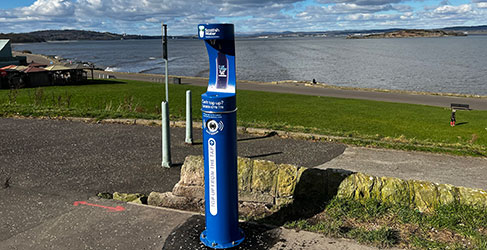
left=73, top=201, right=125, bottom=212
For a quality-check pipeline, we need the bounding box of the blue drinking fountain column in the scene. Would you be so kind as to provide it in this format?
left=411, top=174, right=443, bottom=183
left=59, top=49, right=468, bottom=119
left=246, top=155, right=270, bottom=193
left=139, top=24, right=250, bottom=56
left=198, top=23, right=245, bottom=249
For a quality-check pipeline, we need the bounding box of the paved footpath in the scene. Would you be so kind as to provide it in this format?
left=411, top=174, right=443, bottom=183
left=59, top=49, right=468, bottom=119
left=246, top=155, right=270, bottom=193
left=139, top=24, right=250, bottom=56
left=317, top=147, right=487, bottom=190
left=0, top=117, right=389, bottom=250
left=1, top=117, right=484, bottom=249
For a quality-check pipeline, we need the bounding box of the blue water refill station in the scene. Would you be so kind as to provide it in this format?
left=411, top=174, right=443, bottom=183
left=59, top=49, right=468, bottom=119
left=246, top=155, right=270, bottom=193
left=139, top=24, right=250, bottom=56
left=198, top=23, right=245, bottom=248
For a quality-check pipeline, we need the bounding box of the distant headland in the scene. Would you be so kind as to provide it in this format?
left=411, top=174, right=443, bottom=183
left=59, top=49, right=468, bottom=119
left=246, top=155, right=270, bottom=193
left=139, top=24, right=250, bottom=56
left=0, top=30, right=162, bottom=43
left=347, top=29, right=467, bottom=39
left=1, top=25, right=486, bottom=43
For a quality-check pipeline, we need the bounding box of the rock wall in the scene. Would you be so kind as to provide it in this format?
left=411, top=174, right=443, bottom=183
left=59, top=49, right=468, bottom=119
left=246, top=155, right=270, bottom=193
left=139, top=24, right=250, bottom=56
left=150, top=155, right=311, bottom=209
left=148, top=155, right=487, bottom=214
left=338, top=172, right=487, bottom=212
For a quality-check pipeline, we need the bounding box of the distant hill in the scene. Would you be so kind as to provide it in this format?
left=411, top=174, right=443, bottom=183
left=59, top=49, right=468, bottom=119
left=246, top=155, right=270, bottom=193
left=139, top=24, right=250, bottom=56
left=239, top=25, right=487, bottom=39
left=1, top=25, right=486, bottom=43
left=0, top=33, right=45, bottom=43
left=0, top=30, right=160, bottom=43
left=346, top=29, right=467, bottom=39
left=442, top=25, right=487, bottom=32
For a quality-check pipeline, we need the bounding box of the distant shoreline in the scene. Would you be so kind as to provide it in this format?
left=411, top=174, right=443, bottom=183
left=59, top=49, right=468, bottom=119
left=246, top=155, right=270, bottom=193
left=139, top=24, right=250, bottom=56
left=347, top=29, right=467, bottom=39
left=3, top=25, right=487, bottom=42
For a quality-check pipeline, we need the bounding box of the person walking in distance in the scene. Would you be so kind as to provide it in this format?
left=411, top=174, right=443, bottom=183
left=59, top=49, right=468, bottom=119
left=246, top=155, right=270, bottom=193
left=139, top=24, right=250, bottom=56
left=450, top=109, right=456, bottom=126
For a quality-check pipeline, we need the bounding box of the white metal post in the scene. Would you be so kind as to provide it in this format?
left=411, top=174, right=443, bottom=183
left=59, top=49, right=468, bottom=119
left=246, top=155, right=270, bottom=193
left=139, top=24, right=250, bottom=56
left=165, top=59, right=169, bottom=102
left=162, top=23, right=169, bottom=102
left=185, top=90, right=193, bottom=144
left=161, top=101, right=171, bottom=168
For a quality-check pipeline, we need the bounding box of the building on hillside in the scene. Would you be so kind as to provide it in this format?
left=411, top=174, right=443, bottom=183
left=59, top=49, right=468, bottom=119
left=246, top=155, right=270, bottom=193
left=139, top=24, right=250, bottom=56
left=0, top=39, right=27, bottom=67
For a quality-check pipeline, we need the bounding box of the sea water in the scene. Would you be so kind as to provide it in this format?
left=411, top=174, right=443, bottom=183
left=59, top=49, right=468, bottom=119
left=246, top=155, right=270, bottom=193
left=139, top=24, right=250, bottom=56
left=12, top=36, right=487, bottom=95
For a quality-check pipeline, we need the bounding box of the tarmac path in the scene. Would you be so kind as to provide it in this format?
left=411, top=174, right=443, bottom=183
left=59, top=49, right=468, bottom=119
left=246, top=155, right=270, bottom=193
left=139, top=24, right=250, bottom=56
left=0, top=117, right=353, bottom=250
left=1, top=117, right=485, bottom=249
left=317, top=146, right=487, bottom=191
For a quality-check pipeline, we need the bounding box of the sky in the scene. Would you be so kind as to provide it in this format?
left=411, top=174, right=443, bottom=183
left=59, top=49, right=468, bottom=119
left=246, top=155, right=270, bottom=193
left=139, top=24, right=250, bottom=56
left=0, top=0, right=486, bottom=35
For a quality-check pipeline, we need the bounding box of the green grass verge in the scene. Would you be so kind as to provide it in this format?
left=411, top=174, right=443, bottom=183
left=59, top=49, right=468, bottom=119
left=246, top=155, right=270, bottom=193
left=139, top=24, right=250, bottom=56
left=1, top=79, right=486, bottom=156
left=284, top=198, right=487, bottom=249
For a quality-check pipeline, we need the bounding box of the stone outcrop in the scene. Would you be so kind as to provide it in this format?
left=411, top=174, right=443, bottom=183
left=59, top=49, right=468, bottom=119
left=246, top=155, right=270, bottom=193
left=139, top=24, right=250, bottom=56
left=337, top=173, right=487, bottom=212
left=148, top=155, right=312, bottom=214
left=113, top=192, right=147, bottom=204
left=149, top=155, right=487, bottom=215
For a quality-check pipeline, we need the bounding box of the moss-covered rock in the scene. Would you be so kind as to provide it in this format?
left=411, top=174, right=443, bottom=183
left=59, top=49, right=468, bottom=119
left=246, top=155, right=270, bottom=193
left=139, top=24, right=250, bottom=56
left=277, top=164, right=299, bottom=198
left=337, top=174, right=357, bottom=200
left=352, top=173, right=376, bottom=200
left=251, top=160, right=278, bottom=193
left=339, top=173, right=411, bottom=206
left=172, top=155, right=487, bottom=213
left=237, top=157, right=253, bottom=192
left=437, top=184, right=458, bottom=205
left=97, top=192, right=113, bottom=199
left=113, top=192, right=145, bottom=202
left=457, top=187, right=487, bottom=208
left=409, top=180, right=439, bottom=212
left=380, top=177, right=410, bottom=206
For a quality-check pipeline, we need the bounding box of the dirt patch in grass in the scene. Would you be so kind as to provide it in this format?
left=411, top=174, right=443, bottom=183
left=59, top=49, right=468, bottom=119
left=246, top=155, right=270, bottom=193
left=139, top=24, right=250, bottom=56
left=282, top=198, right=487, bottom=249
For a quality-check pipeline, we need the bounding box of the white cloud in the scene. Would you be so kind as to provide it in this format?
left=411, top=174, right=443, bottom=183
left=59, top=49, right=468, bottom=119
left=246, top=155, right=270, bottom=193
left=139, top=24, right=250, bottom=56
left=318, top=0, right=402, bottom=6
left=20, top=0, right=74, bottom=16
left=392, top=4, right=413, bottom=12
left=433, top=4, right=472, bottom=14
left=0, top=0, right=485, bottom=35
left=400, top=12, right=414, bottom=20
left=331, top=3, right=395, bottom=13
left=339, top=13, right=398, bottom=21
left=476, top=2, right=487, bottom=8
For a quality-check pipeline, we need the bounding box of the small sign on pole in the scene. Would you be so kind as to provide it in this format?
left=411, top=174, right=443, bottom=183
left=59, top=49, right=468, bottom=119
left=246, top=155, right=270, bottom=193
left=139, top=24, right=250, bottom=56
left=162, top=24, right=168, bottom=60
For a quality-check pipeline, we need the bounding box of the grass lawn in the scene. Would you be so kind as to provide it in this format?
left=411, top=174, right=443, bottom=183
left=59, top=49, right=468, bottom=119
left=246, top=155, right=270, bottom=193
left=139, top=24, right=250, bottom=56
left=284, top=198, right=487, bottom=249
left=1, top=79, right=486, bottom=156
